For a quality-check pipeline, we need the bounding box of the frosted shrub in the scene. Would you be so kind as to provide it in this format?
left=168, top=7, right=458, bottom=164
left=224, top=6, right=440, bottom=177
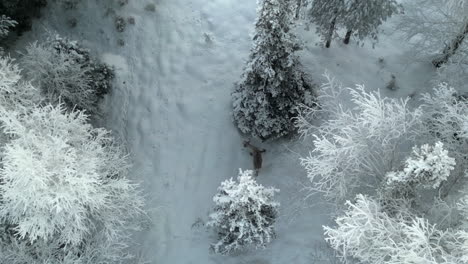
left=232, top=0, right=315, bottom=140
left=297, top=75, right=421, bottom=201
left=207, top=169, right=279, bottom=255
left=20, top=35, right=114, bottom=114
left=0, top=104, right=145, bottom=262
left=386, top=142, right=455, bottom=189
left=324, top=194, right=451, bottom=264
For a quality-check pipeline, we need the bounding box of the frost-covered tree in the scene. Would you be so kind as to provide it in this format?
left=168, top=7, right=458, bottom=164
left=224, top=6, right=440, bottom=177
left=0, top=104, right=145, bottom=262
left=341, top=0, right=402, bottom=45
left=296, top=74, right=421, bottom=201
left=307, top=0, right=343, bottom=48
left=398, top=0, right=468, bottom=67
left=232, top=0, right=315, bottom=140
left=307, top=0, right=402, bottom=47
left=432, top=0, right=468, bottom=67
left=207, top=169, right=279, bottom=254
left=324, top=194, right=454, bottom=264
left=386, top=142, right=455, bottom=189
left=20, top=35, right=113, bottom=114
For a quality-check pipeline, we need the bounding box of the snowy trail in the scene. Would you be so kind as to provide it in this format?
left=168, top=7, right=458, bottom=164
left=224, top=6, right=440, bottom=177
left=113, top=1, right=332, bottom=263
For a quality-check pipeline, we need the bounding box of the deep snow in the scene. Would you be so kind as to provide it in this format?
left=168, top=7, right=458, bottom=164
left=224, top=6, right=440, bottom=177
left=14, top=0, right=446, bottom=263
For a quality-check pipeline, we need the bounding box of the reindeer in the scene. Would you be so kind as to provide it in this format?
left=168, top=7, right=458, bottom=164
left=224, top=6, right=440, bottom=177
left=243, top=140, right=266, bottom=176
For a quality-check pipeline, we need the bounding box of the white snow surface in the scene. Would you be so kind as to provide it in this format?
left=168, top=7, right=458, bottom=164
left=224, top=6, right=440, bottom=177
left=14, top=0, right=448, bottom=263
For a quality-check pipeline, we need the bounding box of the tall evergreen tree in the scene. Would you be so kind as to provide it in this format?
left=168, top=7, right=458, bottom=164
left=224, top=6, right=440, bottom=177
left=232, top=0, right=315, bottom=140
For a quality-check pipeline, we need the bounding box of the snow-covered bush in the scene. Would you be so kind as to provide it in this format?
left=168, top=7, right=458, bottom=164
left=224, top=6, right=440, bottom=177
left=232, top=0, right=316, bottom=140
left=307, top=0, right=402, bottom=47
left=20, top=35, right=114, bottom=114
left=386, top=142, right=455, bottom=189
left=0, top=104, right=145, bottom=262
left=0, top=56, right=40, bottom=111
left=297, top=75, right=421, bottom=201
left=324, top=194, right=452, bottom=264
left=207, top=169, right=279, bottom=255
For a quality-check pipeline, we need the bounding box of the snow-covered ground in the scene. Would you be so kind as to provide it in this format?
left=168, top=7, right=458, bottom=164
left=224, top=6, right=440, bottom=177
left=15, top=0, right=447, bottom=263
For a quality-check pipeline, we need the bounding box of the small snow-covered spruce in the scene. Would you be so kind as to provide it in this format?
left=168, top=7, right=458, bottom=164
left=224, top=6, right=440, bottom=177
left=296, top=74, right=421, bottom=201
left=324, top=194, right=452, bottom=264
left=232, top=0, right=315, bottom=140
left=207, top=169, right=279, bottom=255
left=307, top=0, right=402, bottom=47
left=0, top=104, right=145, bottom=262
left=20, top=35, right=114, bottom=114
left=386, top=142, right=455, bottom=189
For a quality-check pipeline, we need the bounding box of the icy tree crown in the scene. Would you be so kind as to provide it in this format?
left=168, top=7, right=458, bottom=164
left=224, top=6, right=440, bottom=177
left=386, top=142, right=456, bottom=189
left=0, top=104, right=143, bottom=247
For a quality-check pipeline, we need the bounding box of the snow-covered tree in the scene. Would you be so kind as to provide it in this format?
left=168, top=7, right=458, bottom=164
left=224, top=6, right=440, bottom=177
left=207, top=169, right=279, bottom=254
left=386, top=142, right=455, bottom=189
left=232, top=0, right=315, bottom=140
left=20, top=35, right=113, bottom=114
left=307, top=0, right=343, bottom=48
left=324, top=194, right=453, bottom=264
left=432, top=0, right=468, bottom=67
left=296, top=74, right=421, bottom=201
left=398, top=0, right=468, bottom=67
left=0, top=104, right=145, bottom=262
left=307, top=0, right=402, bottom=47
left=341, top=0, right=403, bottom=44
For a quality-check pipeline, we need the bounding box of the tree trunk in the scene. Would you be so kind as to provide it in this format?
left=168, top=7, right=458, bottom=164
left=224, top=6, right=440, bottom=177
left=343, top=29, right=352, bottom=44
left=325, top=17, right=337, bottom=48
left=432, top=19, right=468, bottom=68
left=295, top=0, right=302, bottom=19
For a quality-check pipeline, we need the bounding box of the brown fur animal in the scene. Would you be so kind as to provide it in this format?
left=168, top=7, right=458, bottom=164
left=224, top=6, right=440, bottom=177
left=243, top=140, right=266, bottom=176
